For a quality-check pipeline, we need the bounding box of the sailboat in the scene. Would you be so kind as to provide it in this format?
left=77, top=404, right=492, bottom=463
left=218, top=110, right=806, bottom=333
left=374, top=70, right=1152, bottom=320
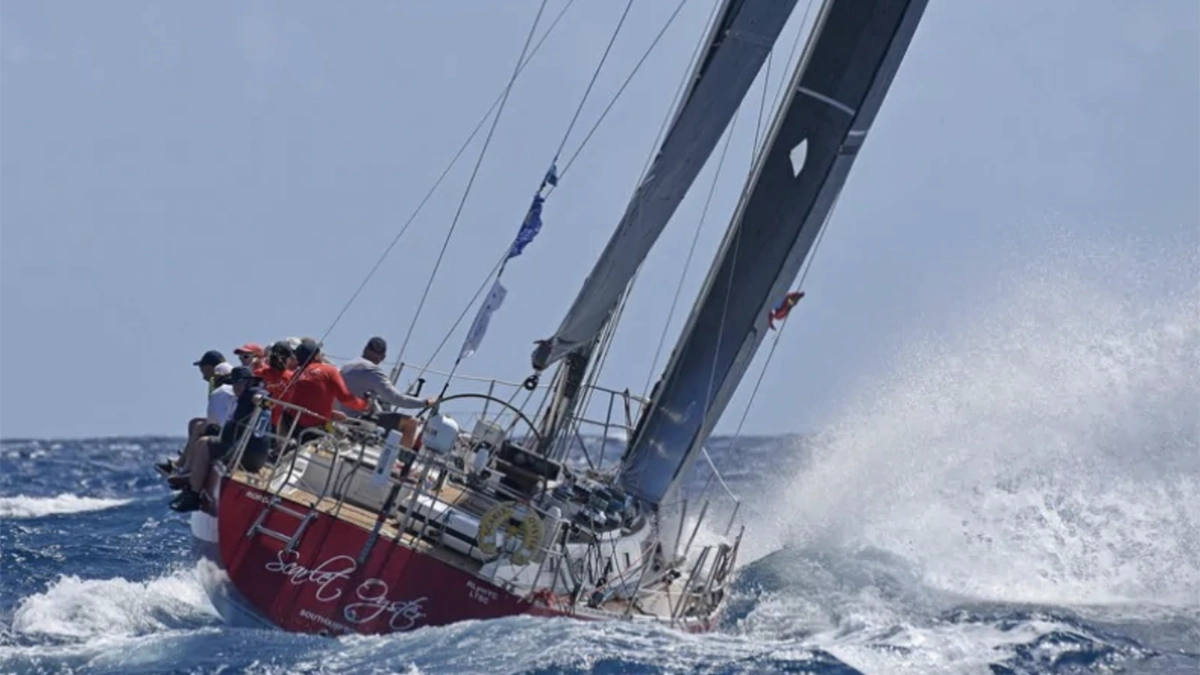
left=188, top=0, right=928, bottom=635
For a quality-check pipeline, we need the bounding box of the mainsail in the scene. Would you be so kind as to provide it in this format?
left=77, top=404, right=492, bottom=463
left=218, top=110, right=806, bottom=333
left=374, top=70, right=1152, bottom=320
left=531, top=0, right=800, bottom=372
left=619, top=0, right=929, bottom=505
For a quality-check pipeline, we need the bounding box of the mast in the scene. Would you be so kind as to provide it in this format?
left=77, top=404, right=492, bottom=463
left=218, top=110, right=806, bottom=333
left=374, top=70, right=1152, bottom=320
left=618, top=0, right=929, bottom=506
left=530, top=0, right=801, bottom=374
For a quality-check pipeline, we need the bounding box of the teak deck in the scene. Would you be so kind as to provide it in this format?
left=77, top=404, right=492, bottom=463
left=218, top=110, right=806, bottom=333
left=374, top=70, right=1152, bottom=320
left=229, top=467, right=483, bottom=573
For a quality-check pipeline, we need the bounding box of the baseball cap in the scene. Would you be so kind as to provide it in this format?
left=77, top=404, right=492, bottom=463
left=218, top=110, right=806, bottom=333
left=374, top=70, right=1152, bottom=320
left=193, top=350, right=225, bottom=367
left=293, top=338, right=321, bottom=366
left=269, top=340, right=293, bottom=358
left=228, top=366, right=257, bottom=383
left=365, top=336, right=387, bottom=354
left=234, top=343, right=264, bottom=357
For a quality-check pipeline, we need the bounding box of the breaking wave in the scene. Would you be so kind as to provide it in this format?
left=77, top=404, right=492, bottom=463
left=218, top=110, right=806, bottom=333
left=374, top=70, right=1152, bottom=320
left=0, top=494, right=133, bottom=520
left=8, top=565, right=218, bottom=640
left=761, top=230, right=1199, bottom=613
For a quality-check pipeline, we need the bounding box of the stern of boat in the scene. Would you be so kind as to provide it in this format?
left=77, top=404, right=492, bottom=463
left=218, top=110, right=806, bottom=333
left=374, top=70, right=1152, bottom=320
left=186, top=369, right=741, bottom=636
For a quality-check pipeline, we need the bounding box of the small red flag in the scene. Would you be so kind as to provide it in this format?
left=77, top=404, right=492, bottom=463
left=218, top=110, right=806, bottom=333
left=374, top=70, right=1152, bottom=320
left=768, top=291, right=805, bottom=330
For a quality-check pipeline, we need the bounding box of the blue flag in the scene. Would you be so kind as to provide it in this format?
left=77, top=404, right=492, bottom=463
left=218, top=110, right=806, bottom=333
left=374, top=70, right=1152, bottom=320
left=506, top=162, right=557, bottom=261
left=507, top=194, right=545, bottom=261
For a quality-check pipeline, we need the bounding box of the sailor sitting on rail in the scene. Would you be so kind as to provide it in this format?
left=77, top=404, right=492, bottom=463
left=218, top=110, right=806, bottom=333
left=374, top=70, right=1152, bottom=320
left=155, top=352, right=234, bottom=477
left=338, top=336, right=437, bottom=449
left=169, top=366, right=271, bottom=512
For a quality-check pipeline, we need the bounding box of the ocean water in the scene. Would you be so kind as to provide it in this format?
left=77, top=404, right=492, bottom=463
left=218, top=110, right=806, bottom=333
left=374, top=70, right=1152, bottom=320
left=2, top=240, right=1197, bottom=674
left=0, top=428, right=1195, bottom=675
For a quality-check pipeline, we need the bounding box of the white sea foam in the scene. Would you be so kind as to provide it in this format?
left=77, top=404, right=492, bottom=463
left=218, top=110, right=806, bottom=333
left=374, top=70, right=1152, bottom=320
left=0, top=493, right=132, bottom=519
left=9, top=565, right=217, bottom=640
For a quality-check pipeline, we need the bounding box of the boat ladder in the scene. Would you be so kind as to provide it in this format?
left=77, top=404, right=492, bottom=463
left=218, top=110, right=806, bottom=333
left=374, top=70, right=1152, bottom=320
left=245, top=496, right=316, bottom=552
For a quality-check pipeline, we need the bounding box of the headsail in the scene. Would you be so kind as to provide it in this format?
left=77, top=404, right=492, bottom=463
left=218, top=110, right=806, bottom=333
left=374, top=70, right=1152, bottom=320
left=530, top=0, right=801, bottom=372
left=619, top=0, right=929, bottom=505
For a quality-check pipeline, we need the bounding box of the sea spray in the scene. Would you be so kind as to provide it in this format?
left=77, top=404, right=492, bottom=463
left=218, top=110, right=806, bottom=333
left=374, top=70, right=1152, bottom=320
left=764, top=229, right=1199, bottom=608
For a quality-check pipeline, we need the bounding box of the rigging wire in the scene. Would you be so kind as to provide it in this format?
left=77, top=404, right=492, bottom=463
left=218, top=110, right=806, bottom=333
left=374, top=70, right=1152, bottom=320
left=497, top=0, right=634, bottom=287
left=414, top=249, right=510, bottom=378
left=276, top=2, right=575, bottom=407
left=750, top=44, right=775, bottom=165
left=576, top=0, right=726, bottom=422
left=407, top=0, right=647, bottom=384
left=552, top=0, right=720, bottom=456
left=409, top=0, right=698, bottom=381
left=770, top=0, right=816, bottom=121
left=551, top=0, right=637, bottom=162
left=692, top=28, right=784, bottom=500
left=469, top=0, right=693, bottom=426
left=394, top=0, right=551, bottom=368
left=306, top=0, right=578, bottom=361
left=556, top=0, right=691, bottom=182
left=637, top=31, right=777, bottom=401
left=632, top=0, right=726, bottom=191
left=724, top=192, right=838, bottom=449
left=718, top=0, right=824, bottom=459
left=690, top=3, right=822, bottom=507
left=565, top=1, right=821, bottom=495
left=603, top=0, right=817, bottom=444
left=640, top=108, right=740, bottom=398
left=695, top=62, right=776, bottom=458
left=497, top=0, right=636, bottom=288
left=531, top=0, right=673, bottom=448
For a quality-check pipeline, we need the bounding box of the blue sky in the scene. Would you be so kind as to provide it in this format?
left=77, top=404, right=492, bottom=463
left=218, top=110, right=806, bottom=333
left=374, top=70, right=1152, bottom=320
left=2, top=0, right=1196, bottom=439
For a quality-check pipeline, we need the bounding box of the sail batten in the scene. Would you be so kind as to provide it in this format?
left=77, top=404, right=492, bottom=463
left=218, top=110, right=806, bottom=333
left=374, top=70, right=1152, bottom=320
left=618, top=0, right=929, bottom=506
left=531, top=0, right=801, bottom=372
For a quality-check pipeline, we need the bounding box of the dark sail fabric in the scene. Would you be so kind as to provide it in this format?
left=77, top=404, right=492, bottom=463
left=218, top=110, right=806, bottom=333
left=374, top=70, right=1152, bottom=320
left=619, top=0, right=930, bottom=505
left=531, top=0, right=800, bottom=371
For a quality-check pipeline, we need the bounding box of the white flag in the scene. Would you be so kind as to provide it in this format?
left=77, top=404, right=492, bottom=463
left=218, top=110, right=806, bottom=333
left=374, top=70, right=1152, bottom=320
left=459, top=279, right=507, bottom=361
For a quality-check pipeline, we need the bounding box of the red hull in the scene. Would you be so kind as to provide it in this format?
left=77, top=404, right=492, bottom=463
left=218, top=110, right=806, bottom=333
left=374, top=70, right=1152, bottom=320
left=216, top=478, right=562, bottom=635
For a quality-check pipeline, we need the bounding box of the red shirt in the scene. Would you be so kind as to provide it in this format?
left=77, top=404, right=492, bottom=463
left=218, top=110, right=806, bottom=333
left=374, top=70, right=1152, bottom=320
left=280, top=363, right=368, bottom=428
left=254, top=365, right=294, bottom=426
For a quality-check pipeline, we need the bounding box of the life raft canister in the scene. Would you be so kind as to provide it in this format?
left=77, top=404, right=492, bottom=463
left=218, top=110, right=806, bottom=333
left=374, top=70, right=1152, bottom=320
left=477, top=500, right=544, bottom=566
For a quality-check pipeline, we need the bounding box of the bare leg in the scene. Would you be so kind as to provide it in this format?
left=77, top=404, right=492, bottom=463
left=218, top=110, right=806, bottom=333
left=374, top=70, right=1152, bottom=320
left=187, top=418, right=207, bottom=438
left=158, top=418, right=208, bottom=476
left=174, top=425, right=209, bottom=475
left=400, top=418, right=420, bottom=449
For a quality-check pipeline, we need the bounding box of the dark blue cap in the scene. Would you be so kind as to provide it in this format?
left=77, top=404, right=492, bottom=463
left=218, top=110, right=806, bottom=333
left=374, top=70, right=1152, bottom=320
left=193, top=350, right=225, bottom=367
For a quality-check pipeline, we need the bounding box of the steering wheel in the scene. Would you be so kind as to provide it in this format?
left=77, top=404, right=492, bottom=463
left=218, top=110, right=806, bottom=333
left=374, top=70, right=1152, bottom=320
left=415, top=392, right=545, bottom=449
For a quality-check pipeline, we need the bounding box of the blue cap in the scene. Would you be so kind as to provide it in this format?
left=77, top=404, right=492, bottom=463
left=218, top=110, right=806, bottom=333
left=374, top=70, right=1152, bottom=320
left=193, top=350, right=225, bottom=367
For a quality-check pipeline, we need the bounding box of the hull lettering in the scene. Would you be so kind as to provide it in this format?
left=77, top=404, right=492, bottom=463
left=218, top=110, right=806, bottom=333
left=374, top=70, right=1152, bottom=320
left=344, top=579, right=428, bottom=631
left=265, top=552, right=355, bottom=602
left=466, top=580, right=499, bottom=606
left=264, top=551, right=428, bottom=631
